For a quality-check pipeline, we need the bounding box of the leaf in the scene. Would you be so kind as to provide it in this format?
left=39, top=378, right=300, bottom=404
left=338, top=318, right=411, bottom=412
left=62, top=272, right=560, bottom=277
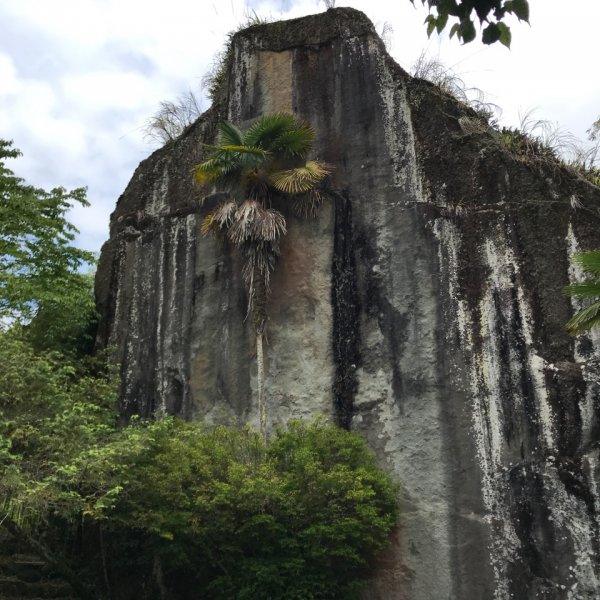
left=482, top=23, right=501, bottom=45
left=227, top=201, right=287, bottom=244
left=449, top=23, right=460, bottom=39
left=497, top=22, right=512, bottom=47
left=243, top=113, right=297, bottom=149
left=459, top=18, right=476, bottom=43
left=571, top=250, right=600, bottom=277
left=474, top=2, right=490, bottom=23
left=566, top=302, right=600, bottom=335
left=435, top=11, right=448, bottom=34
left=564, top=282, right=600, bottom=299
left=270, top=161, right=333, bottom=194
left=218, top=121, right=244, bottom=146
left=425, top=15, right=436, bottom=37
left=506, top=0, right=529, bottom=22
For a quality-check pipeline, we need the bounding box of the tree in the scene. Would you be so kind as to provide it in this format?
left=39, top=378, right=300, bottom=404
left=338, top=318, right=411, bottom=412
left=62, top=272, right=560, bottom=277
left=0, top=140, right=95, bottom=325
left=412, top=0, right=529, bottom=46
left=564, top=251, right=600, bottom=335
left=195, top=114, right=332, bottom=441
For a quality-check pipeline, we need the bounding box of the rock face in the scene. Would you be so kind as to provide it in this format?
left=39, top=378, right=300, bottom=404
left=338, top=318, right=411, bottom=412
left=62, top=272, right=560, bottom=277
left=96, top=8, right=600, bottom=600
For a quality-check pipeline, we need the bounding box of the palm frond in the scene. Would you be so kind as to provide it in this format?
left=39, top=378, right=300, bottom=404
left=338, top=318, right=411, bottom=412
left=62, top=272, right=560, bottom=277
left=292, top=189, right=325, bottom=218
left=195, top=145, right=269, bottom=185
left=218, top=121, right=243, bottom=146
left=220, top=145, right=271, bottom=158
left=200, top=199, right=237, bottom=236
left=194, top=151, right=241, bottom=184
left=564, top=282, right=600, bottom=299
left=571, top=250, right=600, bottom=277
left=566, top=301, right=600, bottom=335
left=269, top=160, right=334, bottom=194
left=243, top=113, right=297, bottom=149
left=228, top=200, right=287, bottom=244
left=240, top=240, right=280, bottom=321
left=270, top=124, right=315, bottom=158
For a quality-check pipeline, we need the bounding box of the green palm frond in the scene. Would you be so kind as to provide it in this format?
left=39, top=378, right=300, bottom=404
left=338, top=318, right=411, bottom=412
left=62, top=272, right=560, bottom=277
left=564, top=282, right=600, bottom=298
left=243, top=113, right=298, bottom=149
left=194, top=158, right=226, bottom=185
left=194, top=146, right=268, bottom=185
left=566, top=301, right=600, bottom=335
left=571, top=250, right=600, bottom=277
left=219, top=145, right=271, bottom=161
left=195, top=148, right=239, bottom=174
left=218, top=121, right=243, bottom=146
left=269, top=160, right=334, bottom=194
left=270, top=124, right=315, bottom=158
left=228, top=200, right=287, bottom=244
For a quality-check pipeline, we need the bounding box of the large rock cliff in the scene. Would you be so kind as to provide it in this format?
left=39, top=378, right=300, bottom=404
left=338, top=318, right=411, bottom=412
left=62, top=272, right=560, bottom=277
left=96, top=8, right=600, bottom=599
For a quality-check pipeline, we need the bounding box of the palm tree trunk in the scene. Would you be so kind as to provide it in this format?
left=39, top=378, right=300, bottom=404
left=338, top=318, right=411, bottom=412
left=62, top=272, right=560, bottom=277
left=256, top=323, right=266, bottom=442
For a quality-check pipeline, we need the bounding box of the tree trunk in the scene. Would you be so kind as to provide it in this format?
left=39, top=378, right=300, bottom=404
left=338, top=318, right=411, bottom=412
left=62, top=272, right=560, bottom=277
left=256, top=324, right=266, bottom=442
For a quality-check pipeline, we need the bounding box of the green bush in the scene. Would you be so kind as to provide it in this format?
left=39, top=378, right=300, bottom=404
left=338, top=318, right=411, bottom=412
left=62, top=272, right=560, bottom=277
left=0, top=331, right=117, bottom=528
left=100, top=419, right=398, bottom=599
left=0, top=331, right=398, bottom=598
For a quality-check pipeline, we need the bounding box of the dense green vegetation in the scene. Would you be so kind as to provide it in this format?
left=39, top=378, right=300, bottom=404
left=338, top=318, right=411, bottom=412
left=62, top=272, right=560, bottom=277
left=0, top=141, right=95, bottom=326
left=0, top=336, right=398, bottom=597
left=0, top=140, right=396, bottom=598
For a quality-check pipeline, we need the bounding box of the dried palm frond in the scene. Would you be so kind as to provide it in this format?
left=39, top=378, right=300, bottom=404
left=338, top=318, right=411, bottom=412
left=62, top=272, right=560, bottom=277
left=240, top=240, right=280, bottom=321
left=292, top=188, right=325, bottom=218
left=270, top=160, right=333, bottom=194
left=200, top=199, right=237, bottom=236
left=228, top=200, right=287, bottom=244
left=243, top=168, right=270, bottom=199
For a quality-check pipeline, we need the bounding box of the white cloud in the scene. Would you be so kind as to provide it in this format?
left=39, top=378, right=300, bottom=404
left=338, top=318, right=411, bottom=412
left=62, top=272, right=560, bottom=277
left=62, top=71, right=155, bottom=112
left=0, top=0, right=598, bottom=254
left=0, top=53, right=19, bottom=96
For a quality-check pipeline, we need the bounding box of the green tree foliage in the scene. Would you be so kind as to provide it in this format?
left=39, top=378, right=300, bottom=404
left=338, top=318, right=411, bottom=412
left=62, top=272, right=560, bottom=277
left=0, top=330, right=117, bottom=529
left=196, top=114, right=333, bottom=440
left=564, top=251, right=600, bottom=335
left=0, top=339, right=397, bottom=598
left=413, top=0, right=530, bottom=46
left=0, top=140, right=95, bottom=328
left=93, top=419, right=398, bottom=599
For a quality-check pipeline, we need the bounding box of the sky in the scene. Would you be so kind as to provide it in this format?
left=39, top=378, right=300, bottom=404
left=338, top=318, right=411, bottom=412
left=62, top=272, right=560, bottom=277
left=0, top=0, right=598, bottom=254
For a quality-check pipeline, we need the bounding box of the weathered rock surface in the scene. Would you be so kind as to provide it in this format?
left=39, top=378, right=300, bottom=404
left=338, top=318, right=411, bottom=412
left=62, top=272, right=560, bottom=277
left=96, top=8, right=600, bottom=599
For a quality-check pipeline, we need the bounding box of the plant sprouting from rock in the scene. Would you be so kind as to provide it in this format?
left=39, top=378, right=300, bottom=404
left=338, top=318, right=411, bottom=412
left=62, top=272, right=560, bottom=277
left=564, top=251, right=600, bottom=335
left=143, top=91, right=203, bottom=145
left=195, top=113, right=333, bottom=441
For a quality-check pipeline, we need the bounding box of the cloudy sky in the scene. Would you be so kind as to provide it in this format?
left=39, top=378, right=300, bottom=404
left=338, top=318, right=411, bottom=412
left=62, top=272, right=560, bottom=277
left=1, top=0, right=598, bottom=254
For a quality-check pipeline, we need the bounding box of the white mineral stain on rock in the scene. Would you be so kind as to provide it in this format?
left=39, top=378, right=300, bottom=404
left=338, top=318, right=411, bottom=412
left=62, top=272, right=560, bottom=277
left=147, top=160, right=171, bottom=217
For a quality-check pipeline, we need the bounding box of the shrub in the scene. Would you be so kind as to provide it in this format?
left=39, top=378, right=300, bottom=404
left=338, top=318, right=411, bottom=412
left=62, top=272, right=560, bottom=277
left=97, top=419, right=398, bottom=599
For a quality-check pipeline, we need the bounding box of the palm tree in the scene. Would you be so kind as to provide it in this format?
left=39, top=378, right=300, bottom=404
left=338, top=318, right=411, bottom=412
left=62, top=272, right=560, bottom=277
left=195, top=113, right=333, bottom=440
left=564, top=250, right=600, bottom=334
